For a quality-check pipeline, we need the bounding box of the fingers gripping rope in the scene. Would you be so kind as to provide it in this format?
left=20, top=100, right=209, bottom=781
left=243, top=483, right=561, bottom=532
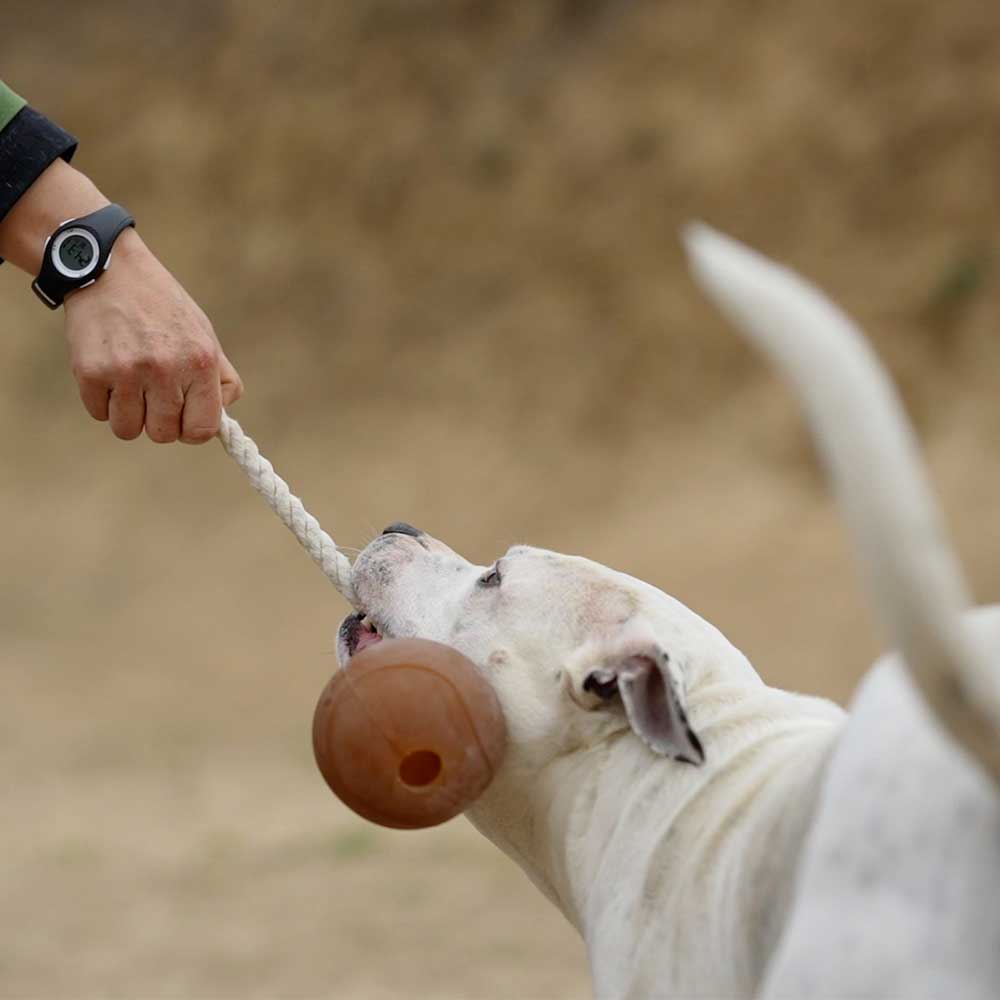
left=217, top=412, right=359, bottom=608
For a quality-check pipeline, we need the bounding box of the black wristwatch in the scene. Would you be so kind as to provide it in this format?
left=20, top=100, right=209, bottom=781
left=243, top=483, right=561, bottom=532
left=32, top=203, right=135, bottom=309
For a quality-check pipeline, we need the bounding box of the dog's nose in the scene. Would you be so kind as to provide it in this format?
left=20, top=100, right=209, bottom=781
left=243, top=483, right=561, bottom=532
left=381, top=521, right=423, bottom=538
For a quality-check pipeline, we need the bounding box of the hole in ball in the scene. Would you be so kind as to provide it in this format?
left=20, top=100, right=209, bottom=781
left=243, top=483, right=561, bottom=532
left=398, top=749, right=443, bottom=788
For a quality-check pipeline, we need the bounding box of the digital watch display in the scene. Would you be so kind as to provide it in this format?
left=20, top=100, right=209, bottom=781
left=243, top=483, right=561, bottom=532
left=32, top=204, right=135, bottom=309
left=52, top=229, right=99, bottom=278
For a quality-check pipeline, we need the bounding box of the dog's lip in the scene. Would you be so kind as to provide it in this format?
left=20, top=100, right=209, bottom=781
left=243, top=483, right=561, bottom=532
left=339, top=610, right=385, bottom=657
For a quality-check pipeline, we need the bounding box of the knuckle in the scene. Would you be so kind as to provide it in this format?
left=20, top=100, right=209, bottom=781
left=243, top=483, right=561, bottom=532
left=144, top=353, right=173, bottom=379
left=129, top=346, right=171, bottom=380
left=109, top=380, right=140, bottom=401
left=112, top=357, right=144, bottom=384
left=188, top=347, right=216, bottom=372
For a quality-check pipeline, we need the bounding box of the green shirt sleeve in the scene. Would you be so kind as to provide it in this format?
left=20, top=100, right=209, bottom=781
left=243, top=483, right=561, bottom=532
left=0, top=80, right=27, bottom=133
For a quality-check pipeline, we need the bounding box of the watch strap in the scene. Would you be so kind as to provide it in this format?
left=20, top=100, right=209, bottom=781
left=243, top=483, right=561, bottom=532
left=32, top=203, right=135, bottom=309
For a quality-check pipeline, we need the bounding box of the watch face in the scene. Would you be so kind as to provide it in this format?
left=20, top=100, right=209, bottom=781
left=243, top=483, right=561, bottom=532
left=59, top=234, right=95, bottom=271
left=51, top=228, right=100, bottom=279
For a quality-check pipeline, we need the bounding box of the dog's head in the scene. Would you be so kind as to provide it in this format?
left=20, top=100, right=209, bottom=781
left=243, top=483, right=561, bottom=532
left=334, top=523, right=761, bottom=776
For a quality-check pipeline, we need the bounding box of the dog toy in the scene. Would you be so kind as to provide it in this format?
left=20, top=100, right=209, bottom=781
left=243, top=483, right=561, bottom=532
left=312, top=637, right=507, bottom=828
left=216, top=413, right=508, bottom=827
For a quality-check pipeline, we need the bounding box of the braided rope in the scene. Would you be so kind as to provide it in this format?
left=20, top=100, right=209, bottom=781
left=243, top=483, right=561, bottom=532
left=217, top=411, right=358, bottom=607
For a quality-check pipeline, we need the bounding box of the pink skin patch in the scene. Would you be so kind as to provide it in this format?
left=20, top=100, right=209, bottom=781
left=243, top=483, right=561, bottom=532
left=354, top=622, right=383, bottom=654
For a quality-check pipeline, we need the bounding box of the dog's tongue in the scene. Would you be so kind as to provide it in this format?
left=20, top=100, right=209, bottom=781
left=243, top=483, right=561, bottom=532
left=355, top=628, right=383, bottom=654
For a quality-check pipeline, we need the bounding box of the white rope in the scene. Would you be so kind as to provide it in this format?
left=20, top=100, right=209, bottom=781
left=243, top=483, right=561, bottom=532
left=217, top=411, right=358, bottom=607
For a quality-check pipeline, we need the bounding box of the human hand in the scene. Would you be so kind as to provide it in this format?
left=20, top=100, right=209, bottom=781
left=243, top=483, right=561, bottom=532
left=0, top=158, right=243, bottom=444
left=63, top=229, right=243, bottom=443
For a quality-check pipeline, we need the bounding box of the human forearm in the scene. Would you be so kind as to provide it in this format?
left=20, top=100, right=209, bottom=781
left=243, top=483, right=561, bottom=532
left=0, top=157, right=118, bottom=273
left=0, top=88, right=79, bottom=260
left=0, top=83, right=243, bottom=443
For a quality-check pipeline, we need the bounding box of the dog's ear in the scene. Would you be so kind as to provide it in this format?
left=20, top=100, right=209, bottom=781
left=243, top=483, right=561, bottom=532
left=583, top=651, right=704, bottom=764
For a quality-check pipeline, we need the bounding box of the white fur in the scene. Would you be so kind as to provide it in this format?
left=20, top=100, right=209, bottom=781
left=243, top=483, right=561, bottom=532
left=333, top=226, right=1000, bottom=998
left=341, top=535, right=844, bottom=998
left=684, top=223, right=1000, bottom=785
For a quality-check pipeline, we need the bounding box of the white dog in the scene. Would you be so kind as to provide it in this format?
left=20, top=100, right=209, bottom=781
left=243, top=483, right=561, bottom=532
left=335, top=228, right=1000, bottom=999
left=340, top=529, right=844, bottom=998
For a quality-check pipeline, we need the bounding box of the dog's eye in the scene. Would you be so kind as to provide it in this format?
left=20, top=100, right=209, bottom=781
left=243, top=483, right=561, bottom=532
left=478, top=564, right=502, bottom=588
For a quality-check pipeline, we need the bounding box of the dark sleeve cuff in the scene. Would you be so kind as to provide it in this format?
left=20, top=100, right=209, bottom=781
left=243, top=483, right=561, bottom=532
left=0, top=106, right=78, bottom=264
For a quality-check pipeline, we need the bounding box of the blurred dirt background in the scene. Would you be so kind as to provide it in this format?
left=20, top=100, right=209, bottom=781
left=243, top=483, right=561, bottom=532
left=2, top=1, right=1000, bottom=997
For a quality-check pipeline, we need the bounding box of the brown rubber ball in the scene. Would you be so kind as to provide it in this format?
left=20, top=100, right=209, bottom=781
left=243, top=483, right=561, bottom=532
left=312, top=638, right=508, bottom=829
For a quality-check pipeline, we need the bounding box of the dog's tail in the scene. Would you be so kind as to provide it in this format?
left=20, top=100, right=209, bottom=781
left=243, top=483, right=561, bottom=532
left=683, top=223, right=1000, bottom=786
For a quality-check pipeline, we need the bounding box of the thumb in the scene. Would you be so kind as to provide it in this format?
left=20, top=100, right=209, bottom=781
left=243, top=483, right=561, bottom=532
left=219, top=353, right=244, bottom=407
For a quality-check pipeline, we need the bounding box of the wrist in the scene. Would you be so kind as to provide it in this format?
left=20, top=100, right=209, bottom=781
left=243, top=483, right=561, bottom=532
left=106, top=225, right=147, bottom=263
left=62, top=226, right=150, bottom=308
left=0, top=158, right=108, bottom=275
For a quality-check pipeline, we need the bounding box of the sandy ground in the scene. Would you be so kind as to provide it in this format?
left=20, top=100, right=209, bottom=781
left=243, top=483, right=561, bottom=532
left=2, top=2, right=1000, bottom=998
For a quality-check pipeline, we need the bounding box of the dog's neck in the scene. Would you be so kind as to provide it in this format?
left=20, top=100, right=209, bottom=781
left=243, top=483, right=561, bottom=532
left=466, top=678, right=845, bottom=999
